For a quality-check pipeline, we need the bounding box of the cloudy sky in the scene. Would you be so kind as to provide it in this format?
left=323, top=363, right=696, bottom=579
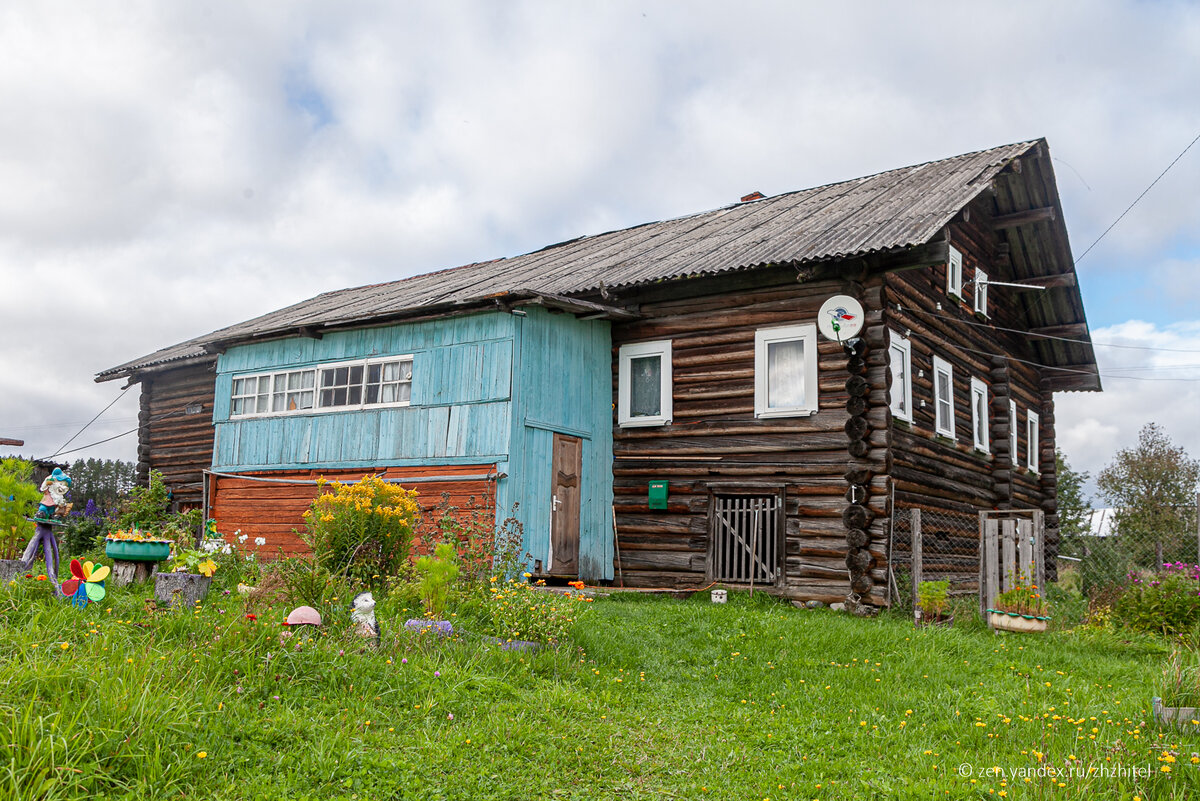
left=1, top=1, right=1197, bottom=501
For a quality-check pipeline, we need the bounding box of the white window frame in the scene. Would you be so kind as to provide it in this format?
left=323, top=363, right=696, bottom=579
left=970, top=377, right=989, bottom=454
left=231, top=369, right=316, bottom=418
left=932, top=355, right=955, bottom=439
left=1009, top=400, right=1019, bottom=466
left=754, top=324, right=819, bottom=418
left=230, top=355, right=413, bottom=419
left=1026, top=409, right=1040, bottom=473
left=947, top=245, right=964, bottom=299
left=618, top=340, right=673, bottom=427
left=317, top=356, right=413, bottom=410
left=974, top=269, right=989, bottom=316
left=888, top=330, right=912, bottom=423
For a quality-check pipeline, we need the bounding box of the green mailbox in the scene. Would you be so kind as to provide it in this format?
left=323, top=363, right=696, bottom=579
left=648, top=480, right=668, bottom=510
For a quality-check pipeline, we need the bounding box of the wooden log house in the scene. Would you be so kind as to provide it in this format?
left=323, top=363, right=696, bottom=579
left=97, top=139, right=1099, bottom=607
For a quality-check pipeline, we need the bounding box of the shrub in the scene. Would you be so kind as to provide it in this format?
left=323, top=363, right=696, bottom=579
left=301, top=475, right=420, bottom=587
left=485, top=577, right=591, bottom=644
left=62, top=499, right=111, bottom=556
left=0, top=458, right=39, bottom=559
left=916, top=580, right=949, bottom=617
left=1113, top=562, right=1200, bottom=636
left=415, top=542, right=459, bottom=618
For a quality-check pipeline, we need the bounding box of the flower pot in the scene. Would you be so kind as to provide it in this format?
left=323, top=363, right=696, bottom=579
left=105, top=539, right=171, bottom=562
left=988, top=610, right=1049, bottom=633
left=914, top=609, right=954, bottom=627
left=154, top=571, right=212, bottom=609
left=0, top=559, right=24, bottom=583
left=1153, top=697, right=1200, bottom=729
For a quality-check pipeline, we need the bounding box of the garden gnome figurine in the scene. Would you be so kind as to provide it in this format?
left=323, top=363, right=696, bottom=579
left=37, top=468, right=71, bottom=520
left=350, top=591, right=380, bottom=645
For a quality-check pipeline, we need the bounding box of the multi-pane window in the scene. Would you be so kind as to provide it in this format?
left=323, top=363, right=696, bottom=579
left=754, top=324, right=818, bottom=418
left=932, top=355, right=955, bottom=438
left=618, top=341, right=672, bottom=427
left=888, top=330, right=912, bottom=423
left=365, top=360, right=413, bottom=404
left=272, top=370, right=316, bottom=413
left=947, top=245, right=964, bottom=299
left=230, top=357, right=412, bottom=418
left=970, top=377, right=989, bottom=453
left=1027, top=409, right=1040, bottom=473
left=231, top=374, right=273, bottom=417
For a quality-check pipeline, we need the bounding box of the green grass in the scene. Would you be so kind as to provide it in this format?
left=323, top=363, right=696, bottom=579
left=1, top=577, right=1198, bottom=800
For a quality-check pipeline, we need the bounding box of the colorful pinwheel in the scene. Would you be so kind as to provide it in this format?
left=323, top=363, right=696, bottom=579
left=61, top=558, right=109, bottom=609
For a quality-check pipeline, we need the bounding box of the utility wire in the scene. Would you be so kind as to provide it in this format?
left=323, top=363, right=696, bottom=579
left=46, top=385, right=132, bottom=459
left=39, top=407, right=187, bottom=461
left=899, top=303, right=1200, bottom=354
left=1075, top=129, right=1200, bottom=263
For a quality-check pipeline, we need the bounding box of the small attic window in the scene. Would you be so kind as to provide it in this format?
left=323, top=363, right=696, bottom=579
left=974, top=269, right=990, bottom=316
left=947, top=245, right=964, bottom=299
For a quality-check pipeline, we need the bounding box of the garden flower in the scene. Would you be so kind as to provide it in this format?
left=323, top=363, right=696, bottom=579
left=196, top=752, right=207, bottom=759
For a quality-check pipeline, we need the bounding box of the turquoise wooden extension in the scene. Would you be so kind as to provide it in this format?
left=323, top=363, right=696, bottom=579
left=211, top=307, right=614, bottom=580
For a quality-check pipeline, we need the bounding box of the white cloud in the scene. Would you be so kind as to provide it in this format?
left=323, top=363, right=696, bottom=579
left=0, top=0, right=1198, bottom=471
left=1056, top=321, right=1200, bottom=498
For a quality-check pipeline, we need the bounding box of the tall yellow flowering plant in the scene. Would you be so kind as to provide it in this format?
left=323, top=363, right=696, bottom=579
left=301, top=475, right=421, bottom=586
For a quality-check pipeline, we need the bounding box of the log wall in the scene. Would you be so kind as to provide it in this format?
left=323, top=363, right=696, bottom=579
left=611, top=275, right=889, bottom=606
left=137, top=361, right=218, bottom=511
left=209, top=463, right=497, bottom=558
left=883, top=200, right=1060, bottom=577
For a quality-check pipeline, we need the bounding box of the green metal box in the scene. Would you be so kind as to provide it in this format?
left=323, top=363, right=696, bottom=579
left=648, top=480, right=668, bottom=510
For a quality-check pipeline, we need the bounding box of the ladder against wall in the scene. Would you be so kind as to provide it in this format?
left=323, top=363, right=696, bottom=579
left=979, top=510, right=1045, bottom=618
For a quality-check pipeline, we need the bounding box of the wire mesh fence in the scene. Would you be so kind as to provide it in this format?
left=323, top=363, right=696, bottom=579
left=1058, top=504, right=1200, bottom=599
left=888, top=507, right=981, bottom=612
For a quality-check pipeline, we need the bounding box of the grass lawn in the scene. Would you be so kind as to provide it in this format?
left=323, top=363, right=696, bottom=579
left=1, top=578, right=1197, bottom=800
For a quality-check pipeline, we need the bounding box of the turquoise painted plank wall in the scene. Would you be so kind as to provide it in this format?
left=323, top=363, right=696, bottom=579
left=213, top=313, right=515, bottom=471
left=212, top=306, right=614, bottom=581
left=501, top=307, right=614, bottom=581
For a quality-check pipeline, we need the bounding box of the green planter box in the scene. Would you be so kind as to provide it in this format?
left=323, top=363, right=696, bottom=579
left=105, top=540, right=171, bottom=562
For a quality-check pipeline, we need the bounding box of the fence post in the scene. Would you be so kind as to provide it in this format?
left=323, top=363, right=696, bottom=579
left=1195, top=491, right=1199, bottom=565
left=910, top=509, right=922, bottom=611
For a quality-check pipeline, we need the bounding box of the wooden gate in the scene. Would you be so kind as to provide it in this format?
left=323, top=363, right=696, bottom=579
left=979, top=510, right=1045, bottom=617
left=708, top=493, right=782, bottom=585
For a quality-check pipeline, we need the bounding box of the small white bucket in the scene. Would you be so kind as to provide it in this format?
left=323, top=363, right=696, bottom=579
left=711, top=589, right=728, bottom=604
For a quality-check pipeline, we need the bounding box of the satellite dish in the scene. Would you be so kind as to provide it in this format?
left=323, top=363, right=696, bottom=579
left=817, top=295, right=865, bottom=342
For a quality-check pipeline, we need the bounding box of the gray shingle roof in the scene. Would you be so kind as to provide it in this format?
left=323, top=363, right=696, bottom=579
left=99, top=139, right=1059, bottom=380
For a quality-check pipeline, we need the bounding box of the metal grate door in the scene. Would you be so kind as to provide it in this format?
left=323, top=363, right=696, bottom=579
left=710, top=494, right=780, bottom=584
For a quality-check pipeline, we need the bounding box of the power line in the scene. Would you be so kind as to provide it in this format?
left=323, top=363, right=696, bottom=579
left=47, top=386, right=133, bottom=458
left=1075, top=129, right=1200, bottom=264
left=900, top=304, right=1200, bottom=354
left=38, top=407, right=187, bottom=461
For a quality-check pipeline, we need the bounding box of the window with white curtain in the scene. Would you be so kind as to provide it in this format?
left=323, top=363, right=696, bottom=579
left=888, top=330, right=912, bottom=422
left=933, top=355, right=955, bottom=438
left=754, top=324, right=818, bottom=417
left=970, top=377, right=989, bottom=453
left=618, top=340, right=672, bottom=427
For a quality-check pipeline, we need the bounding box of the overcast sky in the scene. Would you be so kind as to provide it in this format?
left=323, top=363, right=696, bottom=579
left=1, top=1, right=1198, bottom=502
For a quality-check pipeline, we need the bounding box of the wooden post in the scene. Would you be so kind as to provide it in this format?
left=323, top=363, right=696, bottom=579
left=1156, top=541, right=1164, bottom=568
left=983, top=518, right=999, bottom=618
left=1033, top=509, right=1045, bottom=591
left=910, top=508, right=922, bottom=609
